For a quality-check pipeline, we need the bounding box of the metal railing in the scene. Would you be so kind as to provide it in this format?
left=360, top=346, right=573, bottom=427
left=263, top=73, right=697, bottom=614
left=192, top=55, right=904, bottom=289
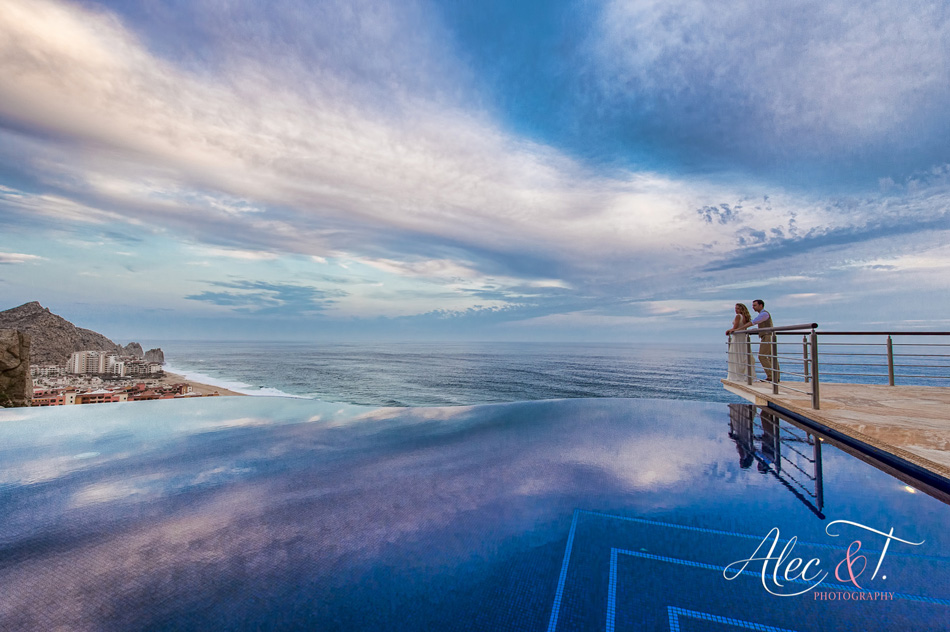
left=726, top=325, right=950, bottom=410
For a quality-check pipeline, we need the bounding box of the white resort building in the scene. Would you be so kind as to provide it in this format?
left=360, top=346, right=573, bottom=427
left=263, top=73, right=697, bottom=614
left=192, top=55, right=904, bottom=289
left=66, top=350, right=162, bottom=378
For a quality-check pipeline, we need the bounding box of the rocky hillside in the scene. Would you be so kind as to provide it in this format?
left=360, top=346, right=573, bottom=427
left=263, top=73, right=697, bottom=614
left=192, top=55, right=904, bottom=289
left=0, top=302, right=163, bottom=366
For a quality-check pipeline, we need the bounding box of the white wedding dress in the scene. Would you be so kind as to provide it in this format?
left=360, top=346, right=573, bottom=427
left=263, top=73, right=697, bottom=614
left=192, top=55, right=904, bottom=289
left=727, top=332, right=754, bottom=381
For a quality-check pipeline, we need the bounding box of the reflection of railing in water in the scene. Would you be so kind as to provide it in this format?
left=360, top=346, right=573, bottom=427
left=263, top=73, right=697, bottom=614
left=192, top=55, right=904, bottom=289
left=728, top=404, right=824, bottom=518
left=727, top=325, right=950, bottom=410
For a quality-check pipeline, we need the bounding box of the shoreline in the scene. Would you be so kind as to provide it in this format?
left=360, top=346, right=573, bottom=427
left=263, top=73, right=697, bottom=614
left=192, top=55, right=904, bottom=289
left=157, top=371, right=247, bottom=397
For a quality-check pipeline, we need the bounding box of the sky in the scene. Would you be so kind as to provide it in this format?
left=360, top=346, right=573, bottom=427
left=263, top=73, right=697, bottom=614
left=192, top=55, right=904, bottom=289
left=1, top=0, right=949, bottom=342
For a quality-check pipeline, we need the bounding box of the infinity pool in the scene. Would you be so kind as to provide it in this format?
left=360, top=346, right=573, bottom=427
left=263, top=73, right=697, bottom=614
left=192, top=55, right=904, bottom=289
left=0, top=397, right=947, bottom=630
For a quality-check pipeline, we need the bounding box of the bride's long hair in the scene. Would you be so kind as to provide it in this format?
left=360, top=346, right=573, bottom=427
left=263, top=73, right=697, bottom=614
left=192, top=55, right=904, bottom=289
left=736, top=303, right=752, bottom=324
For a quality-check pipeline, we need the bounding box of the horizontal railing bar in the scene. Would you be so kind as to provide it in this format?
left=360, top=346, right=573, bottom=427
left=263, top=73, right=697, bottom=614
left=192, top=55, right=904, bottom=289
left=777, top=424, right=812, bottom=440
left=781, top=476, right=819, bottom=499
left=815, top=343, right=950, bottom=347
left=815, top=362, right=889, bottom=367
left=782, top=451, right=817, bottom=469
left=751, top=323, right=819, bottom=334
left=778, top=436, right=813, bottom=449
left=818, top=358, right=950, bottom=363
left=776, top=440, right=814, bottom=460
left=775, top=472, right=819, bottom=498
left=780, top=455, right=819, bottom=481
left=818, top=351, right=887, bottom=358
left=816, top=331, right=950, bottom=336
left=820, top=355, right=950, bottom=360
left=778, top=429, right=816, bottom=451
left=812, top=362, right=950, bottom=375
left=816, top=371, right=950, bottom=378
left=777, top=424, right=811, bottom=440
left=819, top=371, right=906, bottom=377
left=893, top=375, right=950, bottom=380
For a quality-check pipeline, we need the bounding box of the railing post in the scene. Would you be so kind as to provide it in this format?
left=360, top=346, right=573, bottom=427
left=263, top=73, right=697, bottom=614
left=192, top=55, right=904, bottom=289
left=746, top=333, right=753, bottom=385
left=810, top=330, right=820, bottom=410
left=887, top=335, right=895, bottom=386
left=771, top=334, right=779, bottom=394
left=802, top=335, right=810, bottom=383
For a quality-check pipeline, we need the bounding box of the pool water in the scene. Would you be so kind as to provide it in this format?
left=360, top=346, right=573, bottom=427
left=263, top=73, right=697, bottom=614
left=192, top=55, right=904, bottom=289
left=0, top=397, right=947, bottom=630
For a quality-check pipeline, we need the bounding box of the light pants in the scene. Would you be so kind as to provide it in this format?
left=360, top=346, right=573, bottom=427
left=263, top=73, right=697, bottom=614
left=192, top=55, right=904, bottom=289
left=758, top=335, right=780, bottom=382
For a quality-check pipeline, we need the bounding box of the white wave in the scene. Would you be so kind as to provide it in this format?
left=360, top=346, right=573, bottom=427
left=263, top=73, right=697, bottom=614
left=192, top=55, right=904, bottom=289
left=162, top=364, right=310, bottom=399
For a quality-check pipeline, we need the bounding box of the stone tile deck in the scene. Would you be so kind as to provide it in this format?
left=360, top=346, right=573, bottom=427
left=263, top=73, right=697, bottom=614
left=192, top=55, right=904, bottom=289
left=722, top=379, right=950, bottom=482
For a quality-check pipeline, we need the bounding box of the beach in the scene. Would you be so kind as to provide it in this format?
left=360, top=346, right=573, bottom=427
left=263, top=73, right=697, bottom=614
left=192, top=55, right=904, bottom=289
left=157, top=371, right=247, bottom=397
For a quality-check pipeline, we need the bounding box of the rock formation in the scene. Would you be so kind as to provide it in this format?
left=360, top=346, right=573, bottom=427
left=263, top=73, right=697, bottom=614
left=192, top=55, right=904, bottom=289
left=145, top=348, right=165, bottom=364
left=122, top=342, right=145, bottom=358
left=0, top=329, right=32, bottom=407
left=0, top=302, right=163, bottom=366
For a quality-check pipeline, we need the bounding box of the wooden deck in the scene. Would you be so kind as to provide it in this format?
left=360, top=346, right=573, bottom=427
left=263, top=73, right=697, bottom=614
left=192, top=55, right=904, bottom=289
left=722, top=379, right=950, bottom=483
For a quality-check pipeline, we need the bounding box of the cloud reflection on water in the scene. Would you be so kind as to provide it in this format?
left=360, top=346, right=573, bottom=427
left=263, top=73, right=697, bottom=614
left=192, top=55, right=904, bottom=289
left=0, top=397, right=946, bottom=630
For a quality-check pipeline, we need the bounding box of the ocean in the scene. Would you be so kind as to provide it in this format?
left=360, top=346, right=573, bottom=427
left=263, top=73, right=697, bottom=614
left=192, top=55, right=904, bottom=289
left=152, top=341, right=739, bottom=406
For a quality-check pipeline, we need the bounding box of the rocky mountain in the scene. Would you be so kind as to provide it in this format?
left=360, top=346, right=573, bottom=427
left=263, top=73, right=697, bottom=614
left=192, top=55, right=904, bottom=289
left=144, top=348, right=165, bottom=363
left=0, top=302, right=163, bottom=366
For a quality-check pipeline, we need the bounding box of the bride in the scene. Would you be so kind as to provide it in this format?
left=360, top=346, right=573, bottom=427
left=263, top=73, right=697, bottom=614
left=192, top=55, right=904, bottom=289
left=726, top=303, right=753, bottom=381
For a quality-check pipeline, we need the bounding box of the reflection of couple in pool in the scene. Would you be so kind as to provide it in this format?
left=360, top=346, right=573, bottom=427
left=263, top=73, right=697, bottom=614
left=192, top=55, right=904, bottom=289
left=727, top=404, right=826, bottom=517
left=728, top=404, right=780, bottom=473
left=726, top=299, right=780, bottom=383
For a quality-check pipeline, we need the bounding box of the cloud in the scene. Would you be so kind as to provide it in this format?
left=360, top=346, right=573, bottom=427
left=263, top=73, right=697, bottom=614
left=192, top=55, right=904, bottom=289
left=843, top=246, right=950, bottom=273
left=705, top=216, right=950, bottom=272
left=0, top=0, right=799, bottom=282
left=697, top=204, right=741, bottom=225
left=0, top=185, right=130, bottom=226
left=507, top=311, right=666, bottom=329
left=354, top=255, right=571, bottom=294
left=0, top=252, right=45, bottom=264
left=702, top=173, right=950, bottom=272
left=701, top=276, right=816, bottom=292
left=184, top=280, right=346, bottom=314
left=1, top=0, right=950, bottom=333
left=589, top=0, right=950, bottom=173
left=358, top=257, right=483, bottom=280
left=202, top=248, right=281, bottom=261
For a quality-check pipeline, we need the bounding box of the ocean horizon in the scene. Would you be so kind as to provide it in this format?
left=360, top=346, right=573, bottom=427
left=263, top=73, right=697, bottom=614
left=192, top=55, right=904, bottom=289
left=149, top=340, right=739, bottom=407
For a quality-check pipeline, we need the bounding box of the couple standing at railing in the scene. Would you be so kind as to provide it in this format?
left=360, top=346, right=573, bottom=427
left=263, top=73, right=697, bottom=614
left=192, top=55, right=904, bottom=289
left=726, top=299, right=780, bottom=383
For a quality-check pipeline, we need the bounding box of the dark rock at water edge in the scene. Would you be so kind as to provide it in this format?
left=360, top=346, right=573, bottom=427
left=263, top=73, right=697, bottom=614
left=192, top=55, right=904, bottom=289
left=0, top=329, right=32, bottom=407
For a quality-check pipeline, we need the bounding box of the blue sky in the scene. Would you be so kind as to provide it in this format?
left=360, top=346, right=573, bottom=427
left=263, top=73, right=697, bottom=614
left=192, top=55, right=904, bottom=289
left=1, top=0, right=949, bottom=342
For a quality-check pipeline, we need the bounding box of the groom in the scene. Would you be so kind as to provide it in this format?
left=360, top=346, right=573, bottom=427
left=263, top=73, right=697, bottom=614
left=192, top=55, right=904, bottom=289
left=728, top=299, right=779, bottom=383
